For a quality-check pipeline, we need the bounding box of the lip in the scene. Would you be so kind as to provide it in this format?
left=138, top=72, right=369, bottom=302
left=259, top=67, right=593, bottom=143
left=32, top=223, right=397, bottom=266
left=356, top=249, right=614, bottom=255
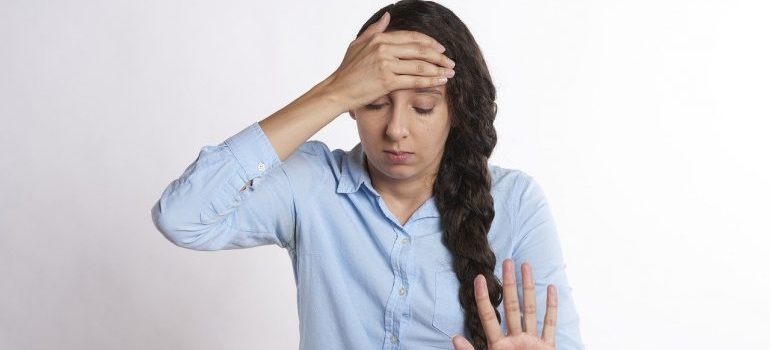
left=384, top=150, right=412, bottom=164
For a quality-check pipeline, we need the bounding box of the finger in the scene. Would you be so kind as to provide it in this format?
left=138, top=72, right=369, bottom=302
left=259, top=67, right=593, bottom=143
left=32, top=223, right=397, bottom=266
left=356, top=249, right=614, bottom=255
left=387, top=59, right=454, bottom=78
left=385, top=43, right=455, bottom=69
left=358, top=11, right=391, bottom=41
left=541, top=285, right=559, bottom=346
left=374, top=29, right=446, bottom=54
left=451, top=334, right=475, bottom=350
left=474, top=274, right=504, bottom=343
left=389, top=74, right=448, bottom=91
left=502, top=259, right=523, bottom=336
left=521, top=262, right=538, bottom=336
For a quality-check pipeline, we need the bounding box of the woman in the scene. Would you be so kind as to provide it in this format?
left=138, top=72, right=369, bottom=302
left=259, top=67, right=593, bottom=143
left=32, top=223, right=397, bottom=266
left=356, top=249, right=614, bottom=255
left=151, top=1, right=584, bottom=349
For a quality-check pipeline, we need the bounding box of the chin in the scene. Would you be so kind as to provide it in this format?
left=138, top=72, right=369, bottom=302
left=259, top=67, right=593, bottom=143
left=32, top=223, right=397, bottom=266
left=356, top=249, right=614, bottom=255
left=387, top=167, right=421, bottom=181
left=375, top=161, right=412, bottom=178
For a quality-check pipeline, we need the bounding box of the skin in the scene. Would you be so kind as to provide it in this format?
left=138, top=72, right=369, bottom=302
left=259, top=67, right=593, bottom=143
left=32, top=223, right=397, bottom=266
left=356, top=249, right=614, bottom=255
left=348, top=84, right=451, bottom=225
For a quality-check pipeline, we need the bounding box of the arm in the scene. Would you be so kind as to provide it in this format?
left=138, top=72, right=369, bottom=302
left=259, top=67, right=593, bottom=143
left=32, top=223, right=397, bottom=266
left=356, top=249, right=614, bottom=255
left=511, top=173, right=585, bottom=349
left=150, top=122, right=295, bottom=251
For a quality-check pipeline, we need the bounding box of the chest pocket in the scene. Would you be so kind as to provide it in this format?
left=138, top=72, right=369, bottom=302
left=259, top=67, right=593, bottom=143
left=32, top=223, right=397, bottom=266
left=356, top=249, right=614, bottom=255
left=432, top=264, right=507, bottom=339
left=432, top=267, right=465, bottom=338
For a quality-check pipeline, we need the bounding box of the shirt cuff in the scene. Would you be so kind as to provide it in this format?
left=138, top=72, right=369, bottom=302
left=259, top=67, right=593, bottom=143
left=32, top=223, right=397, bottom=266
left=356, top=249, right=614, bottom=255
left=223, top=122, right=282, bottom=181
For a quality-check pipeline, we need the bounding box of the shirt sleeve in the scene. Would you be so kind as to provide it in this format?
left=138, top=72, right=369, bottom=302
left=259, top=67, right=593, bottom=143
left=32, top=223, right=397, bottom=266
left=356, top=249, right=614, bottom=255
left=150, top=121, right=301, bottom=252
left=510, top=173, right=585, bottom=350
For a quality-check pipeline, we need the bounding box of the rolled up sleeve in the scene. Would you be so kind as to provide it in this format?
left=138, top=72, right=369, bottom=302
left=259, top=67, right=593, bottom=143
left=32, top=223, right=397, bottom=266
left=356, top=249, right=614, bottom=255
left=151, top=122, right=297, bottom=251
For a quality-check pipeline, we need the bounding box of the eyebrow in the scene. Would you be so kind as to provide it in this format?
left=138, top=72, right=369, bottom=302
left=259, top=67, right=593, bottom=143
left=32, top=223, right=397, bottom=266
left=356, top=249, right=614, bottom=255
left=415, top=87, right=444, bottom=96
left=387, top=87, right=444, bottom=97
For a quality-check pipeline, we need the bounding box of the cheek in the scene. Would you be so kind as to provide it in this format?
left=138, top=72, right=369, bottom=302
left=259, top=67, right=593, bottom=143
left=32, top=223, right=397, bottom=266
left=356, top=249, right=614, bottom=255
left=355, top=118, right=380, bottom=135
left=418, top=120, right=449, bottom=142
left=357, top=114, right=386, bottom=128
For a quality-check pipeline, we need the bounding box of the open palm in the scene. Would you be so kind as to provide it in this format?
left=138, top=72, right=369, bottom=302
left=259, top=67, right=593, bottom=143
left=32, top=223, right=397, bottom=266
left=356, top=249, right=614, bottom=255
left=451, top=259, right=558, bottom=350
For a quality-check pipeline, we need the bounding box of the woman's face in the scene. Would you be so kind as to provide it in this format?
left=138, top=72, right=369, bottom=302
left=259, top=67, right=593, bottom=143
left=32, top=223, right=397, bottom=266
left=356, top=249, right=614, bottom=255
left=349, top=85, right=452, bottom=187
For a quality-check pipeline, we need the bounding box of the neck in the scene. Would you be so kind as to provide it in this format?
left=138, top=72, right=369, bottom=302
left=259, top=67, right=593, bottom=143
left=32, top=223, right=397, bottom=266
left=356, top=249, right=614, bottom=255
left=365, top=156, right=437, bottom=205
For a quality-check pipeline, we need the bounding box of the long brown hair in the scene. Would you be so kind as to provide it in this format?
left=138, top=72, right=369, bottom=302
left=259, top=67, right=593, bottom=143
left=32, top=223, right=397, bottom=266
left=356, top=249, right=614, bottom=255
left=355, top=1, right=500, bottom=349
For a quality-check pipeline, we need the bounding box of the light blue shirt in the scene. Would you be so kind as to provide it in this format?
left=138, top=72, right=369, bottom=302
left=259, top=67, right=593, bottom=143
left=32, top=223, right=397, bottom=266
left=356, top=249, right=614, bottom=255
left=151, top=122, right=585, bottom=349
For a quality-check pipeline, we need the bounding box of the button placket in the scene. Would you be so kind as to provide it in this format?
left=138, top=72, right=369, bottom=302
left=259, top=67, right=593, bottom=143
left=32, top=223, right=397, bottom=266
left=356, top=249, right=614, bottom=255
left=385, top=228, right=412, bottom=349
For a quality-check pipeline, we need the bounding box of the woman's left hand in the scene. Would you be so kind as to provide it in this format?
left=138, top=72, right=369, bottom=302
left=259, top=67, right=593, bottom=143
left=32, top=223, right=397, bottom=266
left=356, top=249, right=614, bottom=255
left=451, top=258, right=558, bottom=350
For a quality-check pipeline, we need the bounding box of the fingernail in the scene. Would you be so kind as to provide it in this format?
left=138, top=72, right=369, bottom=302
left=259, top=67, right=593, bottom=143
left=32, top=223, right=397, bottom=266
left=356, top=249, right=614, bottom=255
left=474, top=274, right=484, bottom=288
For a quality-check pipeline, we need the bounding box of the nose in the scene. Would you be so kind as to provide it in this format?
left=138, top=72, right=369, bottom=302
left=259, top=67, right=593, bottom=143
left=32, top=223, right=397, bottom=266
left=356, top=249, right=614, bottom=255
left=385, top=103, right=410, bottom=140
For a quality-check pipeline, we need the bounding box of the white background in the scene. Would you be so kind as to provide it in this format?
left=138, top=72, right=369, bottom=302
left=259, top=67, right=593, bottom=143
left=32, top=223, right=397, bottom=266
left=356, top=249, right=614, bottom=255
left=1, top=0, right=768, bottom=349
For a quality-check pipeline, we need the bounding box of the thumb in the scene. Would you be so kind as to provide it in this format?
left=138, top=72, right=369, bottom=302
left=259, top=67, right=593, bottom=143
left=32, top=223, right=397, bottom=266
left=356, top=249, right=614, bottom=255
left=359, top=11, right=390, bottom=39
left=451, top=334, right=475, bottom=350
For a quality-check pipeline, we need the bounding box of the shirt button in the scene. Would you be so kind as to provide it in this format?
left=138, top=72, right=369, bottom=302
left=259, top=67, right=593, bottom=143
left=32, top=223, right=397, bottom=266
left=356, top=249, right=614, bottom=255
left=257, top=162, right=266, bottom=172
left=399, top=287, right=406, bottom=296
left=401, top=237, right=410, bottom=245
left=390, top=334, right=398, bottom=343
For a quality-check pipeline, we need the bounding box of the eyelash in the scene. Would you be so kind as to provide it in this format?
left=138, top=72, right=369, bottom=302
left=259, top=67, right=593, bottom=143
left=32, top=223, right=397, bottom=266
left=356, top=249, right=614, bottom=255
left=364, top=103, right=434, bottom=115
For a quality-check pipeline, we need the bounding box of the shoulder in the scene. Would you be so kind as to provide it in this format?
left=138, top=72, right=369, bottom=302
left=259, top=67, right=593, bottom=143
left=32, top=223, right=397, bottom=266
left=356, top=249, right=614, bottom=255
left=488, top=163, right=550, bottom=219
left=279, top=139, right=347, bottom=189
left=289, top=139, right=346, bottom=173
left=488, top=163, right=539, bottom=200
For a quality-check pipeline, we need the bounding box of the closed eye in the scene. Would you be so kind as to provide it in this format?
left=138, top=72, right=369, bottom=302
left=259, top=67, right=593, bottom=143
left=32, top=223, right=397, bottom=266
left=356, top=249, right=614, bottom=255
left=364, top=103, right=435, bottom=115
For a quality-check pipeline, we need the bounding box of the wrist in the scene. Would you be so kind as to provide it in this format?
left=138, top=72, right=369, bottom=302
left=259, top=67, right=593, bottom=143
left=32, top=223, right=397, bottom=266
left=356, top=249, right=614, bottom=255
left=309, top=74, right=349, bottom=115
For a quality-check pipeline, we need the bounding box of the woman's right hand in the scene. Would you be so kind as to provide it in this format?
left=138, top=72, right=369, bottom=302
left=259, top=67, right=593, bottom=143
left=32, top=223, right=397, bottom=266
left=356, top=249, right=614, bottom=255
left=322, top=11, right=457, bottom=111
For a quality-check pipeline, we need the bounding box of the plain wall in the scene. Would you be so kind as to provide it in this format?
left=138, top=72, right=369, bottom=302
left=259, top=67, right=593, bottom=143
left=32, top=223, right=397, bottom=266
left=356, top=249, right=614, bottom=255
left=1, top=0, right=768, bottom=349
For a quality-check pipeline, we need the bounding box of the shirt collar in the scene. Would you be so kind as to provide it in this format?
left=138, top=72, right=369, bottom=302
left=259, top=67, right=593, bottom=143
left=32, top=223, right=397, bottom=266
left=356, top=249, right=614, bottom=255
left=336, top=142, right=370, bottom=195
left=336, top=142, right=440, bottom=220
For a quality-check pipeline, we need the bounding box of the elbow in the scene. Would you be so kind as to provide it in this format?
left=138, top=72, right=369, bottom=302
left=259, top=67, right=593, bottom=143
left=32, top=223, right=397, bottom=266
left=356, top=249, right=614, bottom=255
left=151, top=199, right=206, bottom=250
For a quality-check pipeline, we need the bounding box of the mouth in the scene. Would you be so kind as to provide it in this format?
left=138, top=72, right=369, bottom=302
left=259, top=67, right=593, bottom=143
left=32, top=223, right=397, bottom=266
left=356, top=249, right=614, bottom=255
left=384, top=150, right=413, bottom=163
left=384, top=150, right=413, bottom=155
